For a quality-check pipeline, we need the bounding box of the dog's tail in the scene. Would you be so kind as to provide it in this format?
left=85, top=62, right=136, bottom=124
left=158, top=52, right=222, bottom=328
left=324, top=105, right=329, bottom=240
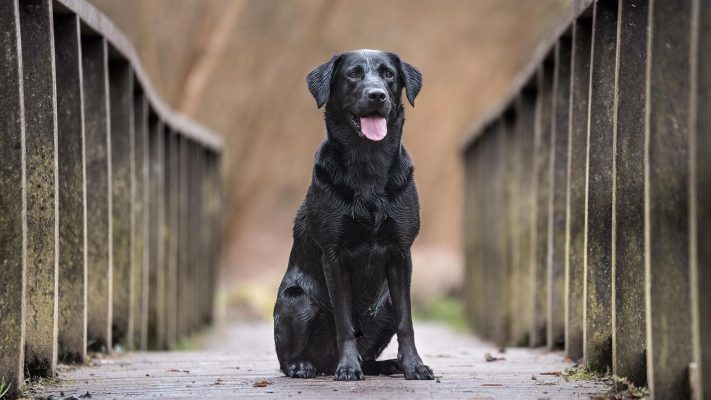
left=361, top=359, right=402, bottom=376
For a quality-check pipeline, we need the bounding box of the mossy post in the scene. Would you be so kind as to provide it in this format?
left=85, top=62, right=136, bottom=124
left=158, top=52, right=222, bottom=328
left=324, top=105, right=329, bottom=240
left=20, top=0, right=59, bottom=377
left=611, top=0, right=648, bottom=386
left=548, top=36, right=572, bottom=351
left=505, top=103, right=523, bottom=345
left=530, top=61, right=554, bottom=347
left=148, top=118, right=165, bottom=349
left=109, top=60, right=134, bottom=349
left=132, top=93, right=149, bottom=350
left=511, top=90, right=537, bottom=347
left=54, top=13, right=87, bottom=364
left=692, top=0, right=711, bottom=397
left=189, top=143, right=201, bottom=333
left=491, top=120, right=508, bottom=346
left=0, top=0, right=27, bottom=396
left=583, top=0, right=616, bottom=372
left=176, top=137, right=189, bottom=340
left=82, top=36, right=112, bottom=353
left=163, top=130, right=179, bottom=349
left=566, top=16, right=592, bottom=362
left=645, top=0, right=694, bottom=397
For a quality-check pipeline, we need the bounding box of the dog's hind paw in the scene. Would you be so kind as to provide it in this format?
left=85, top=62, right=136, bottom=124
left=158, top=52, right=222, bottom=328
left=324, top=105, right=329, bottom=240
left=334, top=363, right=364, bottom=381
left=286, top=360, right=316, bottom=379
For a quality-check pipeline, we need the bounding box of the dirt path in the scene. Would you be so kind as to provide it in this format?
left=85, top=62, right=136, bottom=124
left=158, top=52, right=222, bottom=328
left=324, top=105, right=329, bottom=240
left=28, top=322, right=610, bottom=399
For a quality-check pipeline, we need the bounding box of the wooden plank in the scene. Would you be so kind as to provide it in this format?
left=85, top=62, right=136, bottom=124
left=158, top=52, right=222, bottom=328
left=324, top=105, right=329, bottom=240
left=565, top=17, right=592, bottom=362
left=109, top=60, right=134, bottom=349
left=492, top=119, right=509, bottom=345
left=583, top=0, right=617, bottom=372
left=205, top=152, right=220, bottom=325
left=463, top=138, right=482, bottom=337
left=0, top=1, right=27, bottom=395
left=54, top=12, right=87, bottom=364
left=511, top=90, right=537, bottom=347
left=131, top=92, right=149, bottom=350
left=548, top=36, right=572, bottom=351
left=645, top=0, right=694, bottom=397
left=499, top=109, right=522, bottom=346
left=692, top=0, right=711, bottom=398
left=148, top=117, right=165, bottom=349
left=163, top=130, right=179, bottom=349
left=611, top=0, right=648, bottom=386
left=531, top=60, right=554, bottom=347
left=82, top=35, right=112, bottom=353
left=29, top=322, right=612, bottom=399
left=176, top=137, right=191, bottom=340
left=19, top=0, right=59, bottom=377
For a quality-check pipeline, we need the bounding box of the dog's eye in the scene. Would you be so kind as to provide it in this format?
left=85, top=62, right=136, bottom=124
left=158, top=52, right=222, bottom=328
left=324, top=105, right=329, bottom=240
left=348, top=70, right=362, bottom=79
left=383, top=70, right=394, bottom=79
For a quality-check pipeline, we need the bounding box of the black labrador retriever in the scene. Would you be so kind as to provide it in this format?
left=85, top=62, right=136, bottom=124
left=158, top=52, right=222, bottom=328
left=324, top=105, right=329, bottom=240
left=273, top=49, right=433, bottom=381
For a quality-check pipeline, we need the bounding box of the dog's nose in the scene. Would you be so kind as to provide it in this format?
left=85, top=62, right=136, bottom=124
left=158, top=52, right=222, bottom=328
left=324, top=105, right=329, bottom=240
left=367, top=89, right=387, bottom=103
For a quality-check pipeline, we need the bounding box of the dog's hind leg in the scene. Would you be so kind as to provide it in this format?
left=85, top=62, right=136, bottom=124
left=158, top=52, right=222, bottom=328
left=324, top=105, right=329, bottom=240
left=274, top=286, right=319, bottom=378
left=361, top=359, right=402, bottom=376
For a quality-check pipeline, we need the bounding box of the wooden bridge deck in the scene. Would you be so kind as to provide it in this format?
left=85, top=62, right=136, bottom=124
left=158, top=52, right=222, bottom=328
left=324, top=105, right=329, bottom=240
left=26, top=322, right=611, bottom=399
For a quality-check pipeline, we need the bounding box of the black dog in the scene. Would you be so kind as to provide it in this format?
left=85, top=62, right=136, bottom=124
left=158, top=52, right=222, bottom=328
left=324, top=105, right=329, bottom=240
left=273, top=49, right=433, bottom=381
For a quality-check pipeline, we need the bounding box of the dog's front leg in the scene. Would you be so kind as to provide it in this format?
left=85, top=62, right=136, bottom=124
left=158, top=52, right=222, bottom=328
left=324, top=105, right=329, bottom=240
left=322, top=249, right=364, bottom=381
left=386, top=249, right=434, bottom=380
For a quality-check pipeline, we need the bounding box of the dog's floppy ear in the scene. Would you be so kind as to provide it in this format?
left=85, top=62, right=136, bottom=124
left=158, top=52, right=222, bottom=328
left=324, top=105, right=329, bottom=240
left=389, top=53, right=423, bottom=106
left=306, top=54, right=342, bottom=108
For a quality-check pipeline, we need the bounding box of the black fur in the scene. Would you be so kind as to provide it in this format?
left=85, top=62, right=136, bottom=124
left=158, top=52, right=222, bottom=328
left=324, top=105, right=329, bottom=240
left=274, top=50, right=433, bottom=381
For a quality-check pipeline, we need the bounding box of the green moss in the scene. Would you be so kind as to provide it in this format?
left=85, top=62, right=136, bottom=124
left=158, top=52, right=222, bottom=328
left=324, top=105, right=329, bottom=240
left=562, top=365, right=605, bottom=381
left=611, top=375, right=650, bottom=398
left=413, top=295, right=469, bottom=332
left=562, top=366, right=650, bottom=399
left=0, top=377, right=11, bottom=398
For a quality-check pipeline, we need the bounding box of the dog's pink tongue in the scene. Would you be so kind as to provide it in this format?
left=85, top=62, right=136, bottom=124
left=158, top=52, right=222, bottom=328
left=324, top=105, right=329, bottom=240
left=360, top=116, right=387, bottom=141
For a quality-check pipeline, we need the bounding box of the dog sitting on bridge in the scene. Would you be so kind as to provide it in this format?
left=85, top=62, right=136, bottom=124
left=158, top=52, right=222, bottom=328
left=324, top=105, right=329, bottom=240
left=273, top=49, right=433, bottom=381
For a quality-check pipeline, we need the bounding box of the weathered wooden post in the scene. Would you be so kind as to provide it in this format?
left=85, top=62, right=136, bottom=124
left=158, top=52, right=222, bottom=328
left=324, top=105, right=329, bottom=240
left=54, top=12, right=87, bottom=363
left=611, top=0, right=648, bottom=385
left=176, top=137, right=188, bottom=340
left=584, top=0, right=617, bottom=372
left=82, top=35, right=112, bottom=353
left=499, top=108, right=522, bottom=345
left=109, top=60, right=134, bottom=349
left=148, top=117, right=165, bottom=349
left=531, top=59, right=554, bottom=347
left=548, top=35, right=572, bottom=350
left=20, top=0, right=59, bottom=376
left=132, top=93, right=149, bottom=350
left=511, top=89, right=537, bottom=347
left=163, top=130, right=179, bottom=349
left=645, top=0, right=694, bottom=397
left=565, top=15, right=592, bottom=362
left=0, top=1, right=27, bottom=396
left=691, top=0, right=711, bottom=397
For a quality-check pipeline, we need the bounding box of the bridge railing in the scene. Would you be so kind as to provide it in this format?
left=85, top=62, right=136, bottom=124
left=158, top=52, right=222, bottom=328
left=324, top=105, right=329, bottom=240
left=461, top=0, right=709, bottom=398
left=0, top=0, right=223, bottom=397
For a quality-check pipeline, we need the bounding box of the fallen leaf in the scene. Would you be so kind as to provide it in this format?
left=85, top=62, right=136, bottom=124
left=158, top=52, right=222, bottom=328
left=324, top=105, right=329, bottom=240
left=485, top=353, right=506, bottom=362
left=253, top=379, right=272, bottom=388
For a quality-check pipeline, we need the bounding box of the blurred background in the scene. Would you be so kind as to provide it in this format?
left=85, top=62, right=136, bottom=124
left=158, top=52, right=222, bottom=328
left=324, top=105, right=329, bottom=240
left=88, top=0, right=570, bottom=327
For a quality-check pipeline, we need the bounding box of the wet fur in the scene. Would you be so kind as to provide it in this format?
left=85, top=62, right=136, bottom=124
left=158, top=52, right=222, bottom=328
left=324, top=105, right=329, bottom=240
left=273, top=50, right=433, bottom=381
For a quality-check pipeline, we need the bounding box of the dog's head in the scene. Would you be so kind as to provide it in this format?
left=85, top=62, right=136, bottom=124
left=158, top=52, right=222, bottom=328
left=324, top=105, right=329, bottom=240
left=307, top=49, right=422, bottom=142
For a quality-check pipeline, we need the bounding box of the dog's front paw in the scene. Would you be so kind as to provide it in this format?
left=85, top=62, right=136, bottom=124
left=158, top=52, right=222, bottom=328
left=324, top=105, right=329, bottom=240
left=401, top=358, right=434, bottom=380
left=334, top=363, right=364, bottom=381
left=286, top=360, right=316, bottom=378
